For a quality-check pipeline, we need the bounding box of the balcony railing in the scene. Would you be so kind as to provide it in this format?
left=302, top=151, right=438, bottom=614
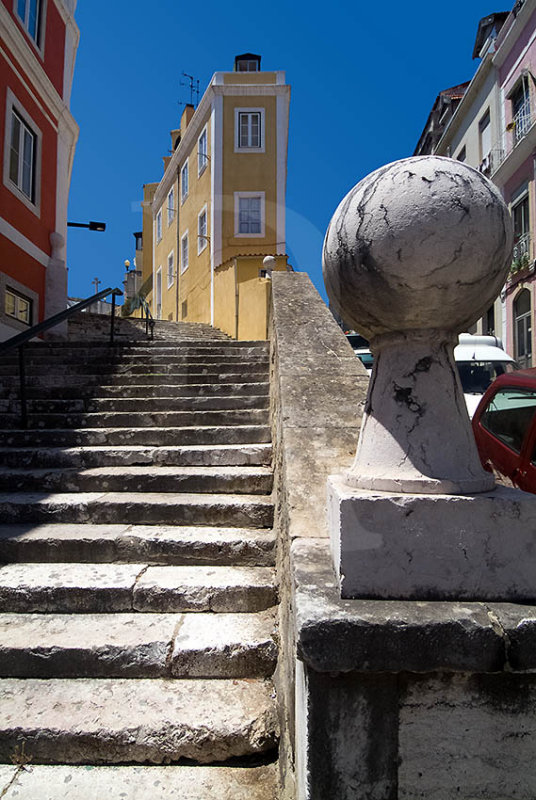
left=482, top=104, right=536, bottom=175
left=510, top=232, right=532, bottom=276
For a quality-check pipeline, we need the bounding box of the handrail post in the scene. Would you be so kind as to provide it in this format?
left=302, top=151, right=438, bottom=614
left=110, top=292, right=116, bottom=345
left=18, top=345, right=27, bottom=429
left=145, top=306, right=149, bottom=336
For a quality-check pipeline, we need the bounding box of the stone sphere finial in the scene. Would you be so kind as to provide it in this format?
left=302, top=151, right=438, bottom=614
left=323, top=156, right=513, bottom=339
left=323, top=156, right=514, bottom=495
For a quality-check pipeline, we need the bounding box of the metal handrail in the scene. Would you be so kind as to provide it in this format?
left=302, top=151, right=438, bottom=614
left=0, top=286, right=124, bottom=428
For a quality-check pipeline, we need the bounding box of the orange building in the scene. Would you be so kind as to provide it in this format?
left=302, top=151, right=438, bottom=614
left=0, top=0, right=79, bottom=340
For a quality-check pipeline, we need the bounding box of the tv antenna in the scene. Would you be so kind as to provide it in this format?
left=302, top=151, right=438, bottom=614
left=180, top=72, right=200, bottom=107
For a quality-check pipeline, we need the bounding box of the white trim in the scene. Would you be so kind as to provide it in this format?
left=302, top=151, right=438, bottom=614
left=211, top=94, right=223, bottom=326
left=234, top=191, right=265, bottom=238
left=166, top=249, right=175, bottom=288
left=0, top=215, right=49, bottom=265
left=166, top=186, right=175, bottom=226
left=3, top=88, right=42, bottom=216
left=197, top=204, right=208, bottom=255
left=156, top=208, right=162, bottom=242
left=180, top=229, right=189, bottom=274
left=0, top=3, right=79, bottom=130
left=276, top=92, right=289, bottom=255
left=13, top=0, right=48, bottom=58
left=198, top=126, right=208, bottom=177
left=0, top=271, right=40, bottom=336
left=155, top=266, right=162, bottom=319
left=180, top=159, right=189, bottom=204
left=234, top=107, right=265, bottom=153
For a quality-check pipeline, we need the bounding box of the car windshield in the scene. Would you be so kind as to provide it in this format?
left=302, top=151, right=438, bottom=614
left=457, top=361, right=518, bottom=395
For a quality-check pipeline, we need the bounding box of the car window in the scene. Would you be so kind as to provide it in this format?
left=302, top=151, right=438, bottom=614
left=457, top=361, right=518, bottom=394
left=481, top=387, right=536, bottom=454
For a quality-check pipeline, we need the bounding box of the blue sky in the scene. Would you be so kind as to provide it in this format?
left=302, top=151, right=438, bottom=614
left=67, top=0, right=499, bottom=303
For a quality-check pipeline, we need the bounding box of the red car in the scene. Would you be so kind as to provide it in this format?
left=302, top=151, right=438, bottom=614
left=472, top=368, right=536, bottom=493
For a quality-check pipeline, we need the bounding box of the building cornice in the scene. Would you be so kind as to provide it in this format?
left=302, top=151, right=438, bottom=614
left=152, top=79, right=290, bottom=212
left=436, top=53, right=494, bottom=151
left=493, top=0, right=536, bottom=68
left=0, top=3, right=77, bottom=129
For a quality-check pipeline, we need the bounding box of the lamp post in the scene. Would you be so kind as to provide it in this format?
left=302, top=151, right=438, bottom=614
left=67, top=221, right=106, bottom=232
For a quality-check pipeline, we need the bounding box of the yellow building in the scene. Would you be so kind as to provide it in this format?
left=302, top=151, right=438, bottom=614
left=139, top=53, right=291, bottom=340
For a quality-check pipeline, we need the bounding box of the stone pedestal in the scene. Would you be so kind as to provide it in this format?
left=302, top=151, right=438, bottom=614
left=328, top=475, right=536, bottom=601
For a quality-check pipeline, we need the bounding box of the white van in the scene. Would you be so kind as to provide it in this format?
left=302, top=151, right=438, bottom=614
left=454, top=333, right=518, bottom=418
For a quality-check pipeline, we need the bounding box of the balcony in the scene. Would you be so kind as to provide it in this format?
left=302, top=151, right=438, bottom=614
left=486, top=103, right=536, bottom=178
left=508, top=232, right=533, bottom=284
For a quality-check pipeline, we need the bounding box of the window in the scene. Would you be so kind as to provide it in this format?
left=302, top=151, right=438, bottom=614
left=511, top=75, right=531, bottom=142
left=167, top=251, right=174, bottom=288
left=512, top=188, right=531, bottom=267
left=167, top=188, right=175, bottom=225
left=235, top=192, right=265, bottom=237
left=481, top=386, right=536, bottom=454
left=479, top=110, right=491, bottom=161
left=16, top=0, right=42, bottom=45
left=198, top=128, right=208, bottom=175
left=514, top=289, right=532, bottom=369
left=156, top=210, right=162, bottom=242
left=181, top=231, right=189, bottom=273
left=5, top=288, right=32, bottom=325
left=181, top=161, right=189, bottom=203
left=235, top=108, right=265, bottom=152
left=9, top=109, right=36, bottom=202
left=198, top=207, right=207, bottom=253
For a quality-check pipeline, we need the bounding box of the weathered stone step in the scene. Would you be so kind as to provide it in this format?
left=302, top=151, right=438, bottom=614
left=0, top=465, right=273, bottom=494
left=5, top=394, right=269, bottom=414
left=0, top=523, right=275, bottom=566
left=0, top=491, right=274, bottom=527
left=0, top=381, right=269, bottom=400
left=0, top=677, right=278, bottom=764
left=21, top=337, right=266, bottom=350
left=0, top=562, right=276, bottom=613
left=0, top=424, right=271, bottom=447
left=0, top=345, right=268, bottom=361
left=0, top=609, right=277, bottom=678
left=0, top=442, right=272, bottom=469
left=0, top=361, right=267, bottom=376
left=0, top=763, right=278, bottom=799
left=2, top=408, right=270, bottom=430
left=10, top=371, right=267, bottom=386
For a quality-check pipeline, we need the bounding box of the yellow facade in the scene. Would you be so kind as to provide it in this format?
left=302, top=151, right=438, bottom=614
left=138, top=57, right=291, bottom=340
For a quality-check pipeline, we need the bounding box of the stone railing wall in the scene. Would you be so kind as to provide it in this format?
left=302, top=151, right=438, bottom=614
left=268, top=271, right=368, bottom=798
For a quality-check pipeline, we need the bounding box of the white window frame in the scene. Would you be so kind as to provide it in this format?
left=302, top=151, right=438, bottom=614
left=3, top=89, right=42, bottom=215
left=198, top=205, right=208, bottom=254
left=181, top=160, right=189, bottom=204
left=167, top=250, right=175, bottom=288
left=14, top=0, right=46, bottom=51
left=234, top=108, right=265, bottom=153
left=5, top=286, right=32, bottom=325
left=234, top=191, right=265, bottom=238
left=155, top=266, right=162, bottom=319
left=0, top=273, right=38, bottom=332
left=167, top=187, right=175, bottom=226
left=181, top=230, right=189, bottom=273
left=156, top=209, right=162, bottom=242
left=198, top=127, right=208, bottom=176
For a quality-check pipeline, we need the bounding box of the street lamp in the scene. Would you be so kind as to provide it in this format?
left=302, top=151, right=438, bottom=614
left=67, top=221, right=106, bottom=232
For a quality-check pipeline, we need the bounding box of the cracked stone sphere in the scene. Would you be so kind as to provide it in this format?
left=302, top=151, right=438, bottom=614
left=323, top=155, right=514, bottom=338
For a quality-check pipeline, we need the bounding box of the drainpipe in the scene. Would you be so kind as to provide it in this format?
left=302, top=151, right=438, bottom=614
left=234, top=258, right=239, bottom=340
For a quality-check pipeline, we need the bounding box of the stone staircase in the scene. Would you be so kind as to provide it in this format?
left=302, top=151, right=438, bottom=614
left=0, top=320, right=279, bottom=798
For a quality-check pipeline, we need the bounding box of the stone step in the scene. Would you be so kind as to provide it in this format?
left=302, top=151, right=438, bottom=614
left=1, top=408, right=270, bottom=430
left=0, top=381, right=269, bottom=400
left=7, top=371, right=267, bottom=386
left=0, top=763, right=278, bottom=800
left=0, top=523, right=275, bottom=566
left=0, top=443, right=272, bottom=469
left=0, top=346, right=268, bottom=361
left=22, top=338, right=267, bottom=350
left=0, top=563, right=277, bottom=613
left=0, top=609, right=277, bottom=678
left=0, top=424, right=271, bottom=447
left=0, top=491, right=274, bottom=527
left=0, top=361, right=268, bottom=376
left=0, top=676, right=278, bottom=764
left=3, top=394, right=269, bottom=414
left=0, top=465, right=273, bottom=494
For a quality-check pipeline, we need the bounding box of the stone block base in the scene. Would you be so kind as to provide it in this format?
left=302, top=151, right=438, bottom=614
left=328, top=475, right=536, bottom=601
